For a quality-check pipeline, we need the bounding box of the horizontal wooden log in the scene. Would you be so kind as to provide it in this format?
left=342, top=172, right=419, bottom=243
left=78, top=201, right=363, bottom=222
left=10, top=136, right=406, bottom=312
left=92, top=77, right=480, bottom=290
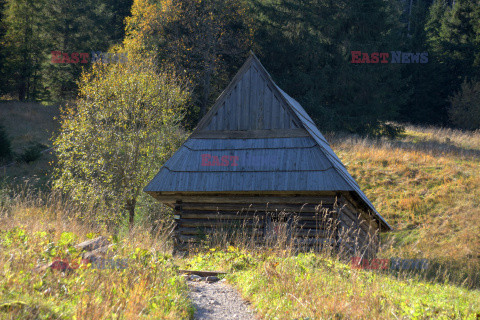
left=177, top=234, right=265, bottom=243
left=179, top=212, right=266, bottom=220
left=151, top=194, right=338, bottom=205
left=291, top=220, right=338, bottom=229
left=291, top=238, right=337, bottom=246
left=178, top=219, right=264, bottom=228
left=178, top=234, right=202, bottom=243
left=177, top=227, right=264, bottom=236
left=178, top=212, right=336, bottom=222
left=180, top=203, right=335, bottom=213
left=288, top=230, right=334, bottom=238
left=178, top=270, right=227, bottom=277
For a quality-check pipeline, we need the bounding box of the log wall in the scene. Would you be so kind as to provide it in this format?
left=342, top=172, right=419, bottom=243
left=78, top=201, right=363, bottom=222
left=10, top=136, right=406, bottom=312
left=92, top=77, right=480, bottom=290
left=168, top=194, right=380, bottom=256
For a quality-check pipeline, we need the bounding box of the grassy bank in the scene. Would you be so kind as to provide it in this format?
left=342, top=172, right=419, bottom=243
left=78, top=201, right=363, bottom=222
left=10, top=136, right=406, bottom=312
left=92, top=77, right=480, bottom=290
left=185, top=247, right=480, bottom=319
left=0, top=195, right=193, bottom=319
left=328, top=125, right=480, bottom=287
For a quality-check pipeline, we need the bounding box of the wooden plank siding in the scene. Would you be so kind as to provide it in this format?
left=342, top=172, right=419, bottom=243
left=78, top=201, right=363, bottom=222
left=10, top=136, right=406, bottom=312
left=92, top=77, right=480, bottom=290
left=167, top=195, right=368, bottom=253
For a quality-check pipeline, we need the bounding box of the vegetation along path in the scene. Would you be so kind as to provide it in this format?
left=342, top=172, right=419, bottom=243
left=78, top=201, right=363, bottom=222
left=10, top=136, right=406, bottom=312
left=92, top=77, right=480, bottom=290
left=188, top=278, right=256, bottom=320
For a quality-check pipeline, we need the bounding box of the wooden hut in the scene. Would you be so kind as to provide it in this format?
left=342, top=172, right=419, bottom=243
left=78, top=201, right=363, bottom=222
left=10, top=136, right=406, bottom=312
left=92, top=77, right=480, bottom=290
left=144, top=53, right=392, bottom=256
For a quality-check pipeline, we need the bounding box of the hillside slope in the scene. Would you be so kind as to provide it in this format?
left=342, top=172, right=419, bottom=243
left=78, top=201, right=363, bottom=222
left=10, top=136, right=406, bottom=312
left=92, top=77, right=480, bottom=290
left=329, top=126, right=480, bottom=286
left=1, top=102, right=479, bottom=283
left=0, top=101, right=59, bottom=187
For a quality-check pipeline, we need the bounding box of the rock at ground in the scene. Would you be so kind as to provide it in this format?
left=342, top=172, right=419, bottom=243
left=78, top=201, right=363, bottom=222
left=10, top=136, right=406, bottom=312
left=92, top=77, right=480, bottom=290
left=205, top=276, right=220, bottom=283
left=188, top=274, right=204, bottom=282
left=75, top=236, right=110, bottom=252
left=82, top=244, right=114, bottom=262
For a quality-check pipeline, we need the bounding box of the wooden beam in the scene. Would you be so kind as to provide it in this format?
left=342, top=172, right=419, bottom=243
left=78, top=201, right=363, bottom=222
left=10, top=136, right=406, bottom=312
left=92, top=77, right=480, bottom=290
left=190, top=128, right=309, bottom=139
left=150, top=194, right=338, bottom=205
left=180, top=203, right=334, bottom=213
left=178, top=270, right=227, bottom=277
left=178, top=219, right=264, bottom=228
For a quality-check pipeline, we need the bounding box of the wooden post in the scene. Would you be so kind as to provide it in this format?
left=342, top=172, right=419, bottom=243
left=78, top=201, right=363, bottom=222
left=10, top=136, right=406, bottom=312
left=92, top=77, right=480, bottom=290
left=173, top=200, right=183, bottom=254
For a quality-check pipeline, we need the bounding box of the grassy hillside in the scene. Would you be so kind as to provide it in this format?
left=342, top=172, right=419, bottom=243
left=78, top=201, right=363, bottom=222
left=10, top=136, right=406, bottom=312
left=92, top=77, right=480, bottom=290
left=328, top=125, right=480, bottom=286
left=0, top=101, right=60, bottom=188
left=0, top=196, right=192, bottom=319
left=1, top=195, right=479, bottom=319
left=0, top=102, right=479, bottom=319
left=184, top=247, right=480, bottom=319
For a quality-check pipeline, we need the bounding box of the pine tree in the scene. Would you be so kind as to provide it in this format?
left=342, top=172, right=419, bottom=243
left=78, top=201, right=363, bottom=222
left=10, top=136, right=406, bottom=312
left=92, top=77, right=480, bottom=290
left=423, top=0, right=480, bottom=124
left=398, top=0, right=450, bottom=124
left=252, top=0, right=409, bottom=134
left=0, top=0, right=7, bottom=96
left=0, top=123, right=11, bottom=160
left=41, top=0, right=120, bottom=101
left=2, top=0, right=47, bottom=100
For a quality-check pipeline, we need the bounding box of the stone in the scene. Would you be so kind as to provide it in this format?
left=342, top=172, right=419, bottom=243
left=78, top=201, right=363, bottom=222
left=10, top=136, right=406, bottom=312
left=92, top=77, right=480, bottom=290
left=188, top=275, right=204, bottom=282
left=82, top=244, right=114, bottom=262
left=205, top=276, right=220, bottom=283
left=75, top=236, right=110, bottom=252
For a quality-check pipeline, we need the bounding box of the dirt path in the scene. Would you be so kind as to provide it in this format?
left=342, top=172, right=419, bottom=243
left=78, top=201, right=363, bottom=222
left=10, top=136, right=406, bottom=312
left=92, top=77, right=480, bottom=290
left=188, top=280, right=256, bottom=320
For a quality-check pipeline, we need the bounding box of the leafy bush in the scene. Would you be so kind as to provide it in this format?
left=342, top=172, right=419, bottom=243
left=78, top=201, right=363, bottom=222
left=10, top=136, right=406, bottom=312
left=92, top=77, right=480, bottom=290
left=365, top=122, right=405, bottom=139
left=0, top=123, right=12, bottom=160
left=449, top=79, right=480, bottom=130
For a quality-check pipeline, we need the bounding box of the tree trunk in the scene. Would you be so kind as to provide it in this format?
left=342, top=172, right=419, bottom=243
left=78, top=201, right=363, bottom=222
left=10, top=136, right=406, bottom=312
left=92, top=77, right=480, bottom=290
left=126, top=198, right=136, bottom=231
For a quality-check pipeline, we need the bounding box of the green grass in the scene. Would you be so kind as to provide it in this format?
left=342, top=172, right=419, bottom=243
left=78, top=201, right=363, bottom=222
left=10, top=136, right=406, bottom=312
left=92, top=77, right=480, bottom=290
left=184, top=247, right=480, bottom=319
left=0, top=199, right=193, bottom=319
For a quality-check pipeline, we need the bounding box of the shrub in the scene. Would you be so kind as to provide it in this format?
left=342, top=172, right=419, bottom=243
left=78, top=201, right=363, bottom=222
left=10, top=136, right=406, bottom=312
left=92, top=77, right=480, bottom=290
left=0, top=123, right=12, bottom=160
left=448, top=79, right=480, bottom=130
left=17, top=143, right=44, bottom=163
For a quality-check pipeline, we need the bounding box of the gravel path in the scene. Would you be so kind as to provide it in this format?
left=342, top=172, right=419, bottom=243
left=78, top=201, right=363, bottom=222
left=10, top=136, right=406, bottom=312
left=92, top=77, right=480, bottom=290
left=188, top=280, right=256, bottom=320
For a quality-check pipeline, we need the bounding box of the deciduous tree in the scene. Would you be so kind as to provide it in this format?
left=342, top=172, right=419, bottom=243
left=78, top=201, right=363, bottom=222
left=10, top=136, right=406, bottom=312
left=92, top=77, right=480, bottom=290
left=124, top=0, right=254, bottom=127
left=53, top=53, right=189, bottom=229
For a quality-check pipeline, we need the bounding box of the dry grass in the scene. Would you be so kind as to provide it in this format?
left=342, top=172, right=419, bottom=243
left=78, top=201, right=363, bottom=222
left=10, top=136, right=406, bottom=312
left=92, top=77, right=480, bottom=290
left=1, top=101, right=479, bottom=318
left=0, top=101, right=60, bottom=153
left=327, top=124, right=480, bottom=287
left=0, top=190, right=193, bottom=319
left=180, top=123, right=480, bottom=319
left=184, top=244, right=480, bottom=319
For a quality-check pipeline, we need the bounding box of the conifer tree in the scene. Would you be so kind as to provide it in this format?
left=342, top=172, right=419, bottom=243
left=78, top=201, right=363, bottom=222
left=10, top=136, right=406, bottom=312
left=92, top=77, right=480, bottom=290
left=2, top=0, right=46, bottom=100
left=252, top=0, right=409, bottom=134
